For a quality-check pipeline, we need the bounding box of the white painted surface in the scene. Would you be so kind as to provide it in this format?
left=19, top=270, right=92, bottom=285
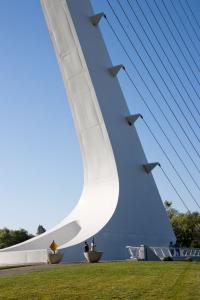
left=0, top=0, right=175, bottom=265
left=0, top=250, right=48, bottom=265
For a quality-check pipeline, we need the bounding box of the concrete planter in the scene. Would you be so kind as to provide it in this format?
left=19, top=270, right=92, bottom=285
left=84, top=251, right=103, bottom=263
left=48, top=252, right=64, bottom=264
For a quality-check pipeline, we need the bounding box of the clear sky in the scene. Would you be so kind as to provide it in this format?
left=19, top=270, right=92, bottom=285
left=0, top=0, right=199, bottom=234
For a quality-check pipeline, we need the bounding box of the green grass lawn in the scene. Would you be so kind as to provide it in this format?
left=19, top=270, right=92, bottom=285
left=0, top=261, right=199, bottom=300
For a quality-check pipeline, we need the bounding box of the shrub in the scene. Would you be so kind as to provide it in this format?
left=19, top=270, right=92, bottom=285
left=163, top=256, right=173, bottom=261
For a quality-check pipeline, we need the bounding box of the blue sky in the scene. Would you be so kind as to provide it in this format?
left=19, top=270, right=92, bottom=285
left=0, top=0, right=199, bottom=233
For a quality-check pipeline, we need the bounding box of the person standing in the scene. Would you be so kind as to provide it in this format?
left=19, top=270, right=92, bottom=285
left=169, top=241, right=174, bottom=257
left=175, top=240, right=180, bottom=256
left=91, top=237, right=96, bottom=251
left=84, top=241, right=89, bottom=253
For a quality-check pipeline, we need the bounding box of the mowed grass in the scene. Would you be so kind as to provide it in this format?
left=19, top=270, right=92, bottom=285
left=0, top=261, right=200, bottom=300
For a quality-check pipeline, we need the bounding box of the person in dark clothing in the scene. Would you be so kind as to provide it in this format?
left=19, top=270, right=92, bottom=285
left=84, top=241, right=89, bottom=253
left=175, top=240, right=180, bottom=256
left=169, top=241, right=174, bottom=257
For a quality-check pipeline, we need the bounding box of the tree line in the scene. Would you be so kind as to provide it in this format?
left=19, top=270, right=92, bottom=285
left=0, top=203, right=200, bottom=249
left=0, top=225, right=46, bottom=249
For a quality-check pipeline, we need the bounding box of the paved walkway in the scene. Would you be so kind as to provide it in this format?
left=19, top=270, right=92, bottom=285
left=0, top=263, right=71, bottom=277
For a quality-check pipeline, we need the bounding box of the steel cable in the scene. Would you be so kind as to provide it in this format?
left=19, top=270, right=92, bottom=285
left=160, top=166, right=190, bottom=212
left=104, top=12, right=200, bottom=173
left=118, top=0, right=200, bottom=136
left=106, top=1, right=200, bottom=159
left=103, top=15, right=200, bottom=210
left=133, top=0, right=200, bottom=122
left=125, top=69, right=200, bottom=196
left=142, top=117, right=200, bottom=210
left=182, top=0, right=200, bottom=44
left=153, top=0, right=200, bottom=86
left=107, top=0, right=200, bottom=146
left=160, top=0, right=200, bottom=73
left=169, top=0, right=200, bottom=59
left=143, top=0, right=200, bottom=103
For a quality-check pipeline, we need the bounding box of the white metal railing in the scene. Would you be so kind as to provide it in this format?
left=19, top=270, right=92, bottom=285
left=126, top=246, right=200, bottom=260
left=126, top=246, right=140, bottom=259
left=150, top=247, right=172, bottom=258
left=181, top=248, right=200, bottom=257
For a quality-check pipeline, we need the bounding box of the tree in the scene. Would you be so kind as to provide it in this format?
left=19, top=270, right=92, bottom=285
left=171, top=212, right=200, bottom=248
left=36, top=225, right=46, bottom=235
left=164, top=201, right=200, bottom=248
left=0, top=228, right=34, bottom=249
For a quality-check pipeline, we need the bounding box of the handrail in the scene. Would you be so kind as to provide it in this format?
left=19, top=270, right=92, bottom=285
left=126, top=246, right=200, bottom=259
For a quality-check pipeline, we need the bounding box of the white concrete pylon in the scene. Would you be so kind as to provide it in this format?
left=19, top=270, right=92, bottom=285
left=126, top=114, right=143, bottom=126
left=90, top=12, right=105, bottom=26
left=143, top=162, right=161, bottom=174
left=0, top=0, right=175, bottom=265
left=108, top=64, right=125, bottom=77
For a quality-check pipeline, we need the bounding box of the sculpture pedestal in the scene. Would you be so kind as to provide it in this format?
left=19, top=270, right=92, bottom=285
left=48, top=253, right=64, bottom=264
left=84, top=251, right=103, bottom=263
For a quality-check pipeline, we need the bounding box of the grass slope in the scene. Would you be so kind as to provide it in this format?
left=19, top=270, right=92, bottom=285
left=0, top=261, right=199, bottom=299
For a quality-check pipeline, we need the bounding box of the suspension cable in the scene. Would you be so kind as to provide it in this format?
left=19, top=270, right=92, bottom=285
left=125, top=69, right=200, bottom=194
left=107, top=0, right=200, bottom=146
left=142, top=117, right=200, bottom=210
left=160, top=0, right=200, bottom=73
left=103, top=15, right=200, bottom=210
left=119, top=0, right=200, bottom=173
left=105, top=2, right=200, bottom=160
left=182, top=0, right=200, bottom=44
left=160, top=166, right=190, bottom=212
left=143, top=0, right=200, bottom=103
left=117, top=0, right=200, bottom=134
left=104, top=14, right=200, bottom=167
left=169, top=0, right=200, bottom=58
left=153, top=0, right=200, bottom=86
left=133, top=0, right=200, bottom=119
